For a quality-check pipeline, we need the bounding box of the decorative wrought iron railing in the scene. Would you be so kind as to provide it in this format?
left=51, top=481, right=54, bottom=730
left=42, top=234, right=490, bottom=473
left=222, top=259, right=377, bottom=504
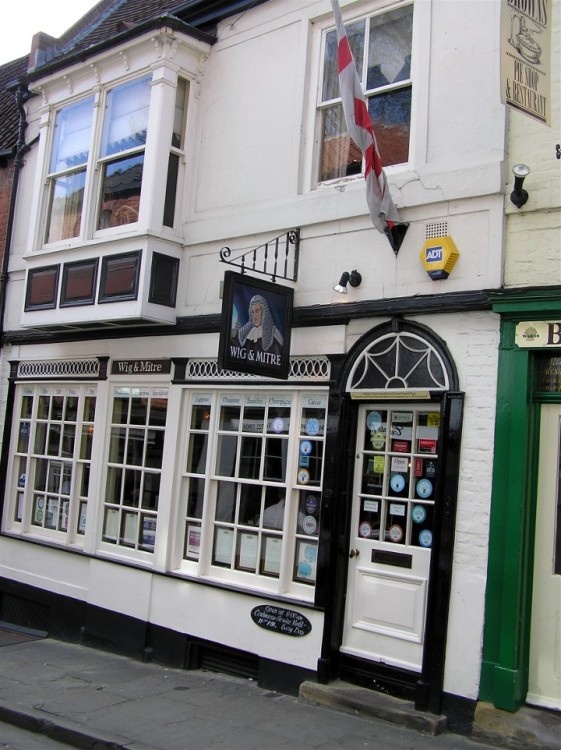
left=220, top=228, right=300, bottom=282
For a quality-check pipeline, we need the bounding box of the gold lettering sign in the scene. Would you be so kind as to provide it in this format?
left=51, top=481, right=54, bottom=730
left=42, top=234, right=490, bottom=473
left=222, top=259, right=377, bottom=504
left=535, top=356, right=561, bottom=392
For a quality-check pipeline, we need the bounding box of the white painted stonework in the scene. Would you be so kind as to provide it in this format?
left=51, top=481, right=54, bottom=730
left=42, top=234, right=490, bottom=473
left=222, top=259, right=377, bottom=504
left=0, top=0, right=511, bottom=706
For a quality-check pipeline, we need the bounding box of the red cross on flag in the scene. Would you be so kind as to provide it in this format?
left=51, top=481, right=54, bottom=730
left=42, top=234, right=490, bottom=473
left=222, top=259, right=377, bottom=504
left=331, top=0, right=407, bottom=252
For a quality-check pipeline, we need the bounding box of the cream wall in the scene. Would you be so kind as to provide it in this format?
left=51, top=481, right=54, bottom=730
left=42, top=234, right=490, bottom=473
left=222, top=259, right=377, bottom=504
left=504, top=0, right=561, bottom=287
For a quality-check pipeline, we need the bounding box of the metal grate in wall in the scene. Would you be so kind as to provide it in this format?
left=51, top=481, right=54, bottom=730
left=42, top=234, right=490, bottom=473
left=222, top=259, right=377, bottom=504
left=425, top=221, right=449, bottom=239
left=0, top=594, right=49, bottom=634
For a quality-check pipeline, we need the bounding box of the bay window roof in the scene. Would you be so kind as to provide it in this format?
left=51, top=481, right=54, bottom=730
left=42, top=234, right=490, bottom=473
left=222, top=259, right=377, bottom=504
left=26, top=0, right=271, bottom=79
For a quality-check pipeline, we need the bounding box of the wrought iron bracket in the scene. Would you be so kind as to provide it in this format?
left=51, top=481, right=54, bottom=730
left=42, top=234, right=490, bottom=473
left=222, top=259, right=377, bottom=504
left=220, top=228, right=300, bottom=283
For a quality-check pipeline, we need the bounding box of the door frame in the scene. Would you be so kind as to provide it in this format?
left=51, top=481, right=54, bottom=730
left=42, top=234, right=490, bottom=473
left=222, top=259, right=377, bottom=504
left=316, top=320, right=464, bottom=714
left=480, top=294, right=561, bottom=714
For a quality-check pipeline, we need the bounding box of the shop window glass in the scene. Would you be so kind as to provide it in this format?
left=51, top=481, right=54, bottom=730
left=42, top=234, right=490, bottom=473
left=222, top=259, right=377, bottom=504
left=179, top=391, right=327, bottom=597
left=5, top=385, right=96, bottom=539
left=358, top=407, right=439, bottom=547
left=101, top=387, right=168, bottom=553
left=318, top=4, right=413, bottom=183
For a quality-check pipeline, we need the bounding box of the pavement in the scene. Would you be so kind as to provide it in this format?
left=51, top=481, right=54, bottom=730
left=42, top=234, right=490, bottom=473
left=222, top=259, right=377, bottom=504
left=0, top=626, right=558, bottom=750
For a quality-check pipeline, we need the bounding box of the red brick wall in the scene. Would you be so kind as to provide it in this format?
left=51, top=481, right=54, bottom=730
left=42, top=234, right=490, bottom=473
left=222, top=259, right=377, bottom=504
left=0, top=162, right=15, bottom=274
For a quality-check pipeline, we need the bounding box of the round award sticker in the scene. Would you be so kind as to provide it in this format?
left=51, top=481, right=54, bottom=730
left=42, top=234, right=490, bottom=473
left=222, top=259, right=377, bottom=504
left=419, top=529, right=433, bottom=548
left=416, top=478, right=433, bottom=499
left=366, top=411, right=382, bottom=430
left=297, top=468, right=310, bottom=485
left=271, top=417, right=284, bottom=434
left=303, top=515, right=317, bottom=535
left=411, top=504, right=427, bottom=523
left=305, top=495, right=317, bottom=514
left=306, top=418, right=320, bottom=436
left=390, top=474, right=406, bottom=493
left=388, top=524, right=403, bottom=542
left=300, top=440, right=312, bottom=456
left=359, top=521, right=371, bottom=538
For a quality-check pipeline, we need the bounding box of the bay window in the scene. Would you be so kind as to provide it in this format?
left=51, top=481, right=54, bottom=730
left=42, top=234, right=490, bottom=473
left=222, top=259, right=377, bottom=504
left=42, top=71, right=188, bottom=246
left=318, top=4, right=413, bottom=183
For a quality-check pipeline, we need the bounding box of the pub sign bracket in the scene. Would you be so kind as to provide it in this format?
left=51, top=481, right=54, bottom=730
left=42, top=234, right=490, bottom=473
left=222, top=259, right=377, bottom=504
left=220, top=228, right=300, bottom=283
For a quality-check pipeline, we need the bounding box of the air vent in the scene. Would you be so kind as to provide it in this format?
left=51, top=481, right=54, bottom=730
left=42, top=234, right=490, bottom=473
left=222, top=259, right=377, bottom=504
left=425, top=221, right=449, bottom=239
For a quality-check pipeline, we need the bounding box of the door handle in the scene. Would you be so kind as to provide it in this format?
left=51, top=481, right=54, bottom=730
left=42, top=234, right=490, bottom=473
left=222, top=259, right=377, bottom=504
left=349, top=548, right=360, bottom=558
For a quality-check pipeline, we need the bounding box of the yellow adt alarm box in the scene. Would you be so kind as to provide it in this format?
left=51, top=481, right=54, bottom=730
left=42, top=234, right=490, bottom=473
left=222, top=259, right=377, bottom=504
left=419, top=236, right=460, bottom=280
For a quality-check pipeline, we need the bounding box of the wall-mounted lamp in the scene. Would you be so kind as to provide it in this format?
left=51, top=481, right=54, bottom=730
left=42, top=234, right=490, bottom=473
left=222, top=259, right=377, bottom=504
left=334, top=270, right=362, bottom=294
left=510, top=164, right=530, bottom=208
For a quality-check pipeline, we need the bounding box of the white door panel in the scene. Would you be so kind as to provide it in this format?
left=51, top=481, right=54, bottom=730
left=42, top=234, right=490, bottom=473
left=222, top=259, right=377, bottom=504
left=342, top=404, right=439, bottom=672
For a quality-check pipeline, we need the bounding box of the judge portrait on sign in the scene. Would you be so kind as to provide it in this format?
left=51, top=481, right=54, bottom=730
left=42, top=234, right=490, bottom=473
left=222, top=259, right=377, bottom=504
left=218, top=271, right=293, bottom=380
left=236, top=294, right=283, bottom=357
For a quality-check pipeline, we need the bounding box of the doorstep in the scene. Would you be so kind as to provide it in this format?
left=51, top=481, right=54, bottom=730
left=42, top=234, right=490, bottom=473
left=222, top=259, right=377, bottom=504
left=299, top=680, right=447, bottom=736
left=299, top=681, right=561, bottom=748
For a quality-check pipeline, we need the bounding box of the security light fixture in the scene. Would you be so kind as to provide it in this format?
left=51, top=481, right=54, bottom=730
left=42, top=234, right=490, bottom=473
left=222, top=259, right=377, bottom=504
left=334, top=270, right=362, bottom=294
left=510, top=164, right=530, bottom=208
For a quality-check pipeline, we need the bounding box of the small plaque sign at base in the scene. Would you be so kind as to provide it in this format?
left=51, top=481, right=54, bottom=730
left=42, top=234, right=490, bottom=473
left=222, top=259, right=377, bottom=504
left=251, top=605, right=311, bottom=637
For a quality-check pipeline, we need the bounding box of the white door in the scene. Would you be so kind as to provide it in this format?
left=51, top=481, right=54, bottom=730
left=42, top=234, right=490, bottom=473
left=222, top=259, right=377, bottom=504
left=341, top=404, right=440, bottom=672
left=527, top=404, right=561, bottom=711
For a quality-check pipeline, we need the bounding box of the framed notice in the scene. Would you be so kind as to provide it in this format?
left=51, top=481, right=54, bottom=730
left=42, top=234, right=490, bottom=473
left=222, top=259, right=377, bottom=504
left=236, top=532, right=258, bottom=571
left=186, top=525, right=201, bottom=559
left=262, top=535, right=282, bottom=577
left=213, top=527, right=234, bottom=566
left=218, top=271, right=293, bottom=379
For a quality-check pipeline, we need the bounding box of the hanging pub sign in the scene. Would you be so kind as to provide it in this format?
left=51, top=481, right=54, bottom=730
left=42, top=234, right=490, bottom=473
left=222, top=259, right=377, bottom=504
left=500, top=0, right=552, bottom=125
left=218, top=271, right=293, bottom=379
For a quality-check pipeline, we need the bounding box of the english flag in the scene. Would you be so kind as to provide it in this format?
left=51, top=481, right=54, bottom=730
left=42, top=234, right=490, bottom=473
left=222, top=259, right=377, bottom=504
left=331, top=0, right=407, bottom=252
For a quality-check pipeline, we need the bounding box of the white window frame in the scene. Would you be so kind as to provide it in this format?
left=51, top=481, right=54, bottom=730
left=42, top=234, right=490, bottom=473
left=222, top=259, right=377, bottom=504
left=301, top=0, right=430, bottom=197
left=2, top=383, right=97, bottom=547
left=38, top=68, right=191, bottom=251
left=172, top=388, right=328, bottom=602
left=96, top=385, right=169, bottom=564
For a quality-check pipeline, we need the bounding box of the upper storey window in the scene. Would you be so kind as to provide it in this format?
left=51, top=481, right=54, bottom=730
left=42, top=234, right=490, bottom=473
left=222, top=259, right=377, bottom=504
left=318, top=4, right=413, bottom=183
left=98, top=76, right=150, bottom=230
left=44, top=75, right=158, bottom=245
left=46, top=97, right=94, bottom=244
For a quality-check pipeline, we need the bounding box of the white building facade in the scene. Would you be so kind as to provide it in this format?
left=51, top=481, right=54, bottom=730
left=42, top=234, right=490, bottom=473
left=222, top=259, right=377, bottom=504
left=0, top=0, right=507, bottom=729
